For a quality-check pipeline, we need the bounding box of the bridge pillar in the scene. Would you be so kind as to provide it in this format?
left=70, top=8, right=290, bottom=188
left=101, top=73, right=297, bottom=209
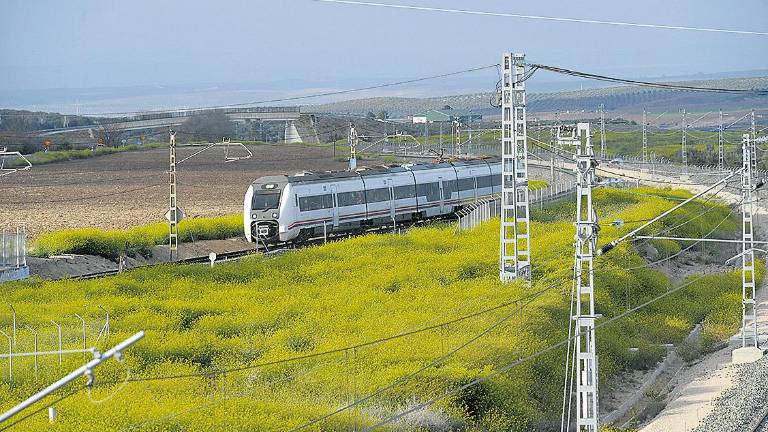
left=284, top=121, right=303, bottom=144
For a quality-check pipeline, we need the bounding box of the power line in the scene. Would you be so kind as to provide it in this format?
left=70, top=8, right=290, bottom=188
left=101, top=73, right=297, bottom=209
left=362, top=270, right=717, bottom=430
left=286, top=286, right=553, bottom=432
left=530, top=64, right=768, bottom=95
left=66, top=65, right=498, bottom=117
left=313, top=0, right=768, bottom=36
left=101, top=286, right=560, bottom=385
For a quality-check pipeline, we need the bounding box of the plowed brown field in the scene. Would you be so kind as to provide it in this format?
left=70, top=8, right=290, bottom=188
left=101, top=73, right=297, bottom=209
left=1, top=144, right=359, bottom=238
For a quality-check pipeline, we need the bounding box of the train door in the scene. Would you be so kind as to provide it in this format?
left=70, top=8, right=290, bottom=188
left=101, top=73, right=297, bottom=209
left=330, top=184, right=339, bottom=228
left=386, top=178, right=395, bottom=221
left=438, top=176, right=446, bottom=213
left=470, top=169, right=478, bottom=202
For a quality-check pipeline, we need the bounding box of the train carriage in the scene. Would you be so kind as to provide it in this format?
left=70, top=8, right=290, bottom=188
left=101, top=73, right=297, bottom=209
left=244, top=158, right=502, bottom=244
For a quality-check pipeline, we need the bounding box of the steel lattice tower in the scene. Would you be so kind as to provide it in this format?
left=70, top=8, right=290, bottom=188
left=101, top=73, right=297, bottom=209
left=642, top=108, right=648, bottom=164
left=168, top=130, right=179, bottom=260
left=499, top=52, right=531, bottom=281
left=742, top=133, right=758, bottom=348
left=570, top=123, right=599, bottom=432
left=599, top=104, right=606, bottom=160
left=718, top=109, right=725, bottom=170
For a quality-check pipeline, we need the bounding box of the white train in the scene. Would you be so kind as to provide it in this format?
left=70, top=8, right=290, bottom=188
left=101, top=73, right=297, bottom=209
left=243, top=158, right=503, bottom=244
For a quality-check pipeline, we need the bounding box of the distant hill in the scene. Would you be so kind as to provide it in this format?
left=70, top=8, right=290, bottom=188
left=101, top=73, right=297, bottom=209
left=305, top=76, right=768, bottom=117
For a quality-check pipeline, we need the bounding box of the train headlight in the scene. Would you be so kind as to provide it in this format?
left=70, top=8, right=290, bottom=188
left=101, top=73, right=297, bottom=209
left=272, top=212, right=278, bottom=218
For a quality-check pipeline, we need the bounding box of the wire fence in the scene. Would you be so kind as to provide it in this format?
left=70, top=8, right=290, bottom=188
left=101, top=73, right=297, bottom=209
left=457, top=180, right=578, bottom=232
left=0, top=226, right=26, bottom=271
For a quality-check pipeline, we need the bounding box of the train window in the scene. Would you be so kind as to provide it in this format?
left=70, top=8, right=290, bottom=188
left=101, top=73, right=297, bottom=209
left=252, top=192, right=281, bottom=210
left=477, top=176, right=492, bottom=189
left=298, top=194, right=333, bottom=211
left=458, top=177, right=475, bottom=191
left=338, top=190, right=365, bottom=206
left=417, top=182, right=441, bottom=202
left=394, top=185, right=416, bottom=200
left=366, top=188, right=391, bottom=203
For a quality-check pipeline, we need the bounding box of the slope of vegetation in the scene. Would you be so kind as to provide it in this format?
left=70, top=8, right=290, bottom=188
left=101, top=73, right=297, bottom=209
left=8, top=143, right=163, bottom=167
left=30, top=214, right=243, bottom=259
left=0, top=187, right=753, bottom=431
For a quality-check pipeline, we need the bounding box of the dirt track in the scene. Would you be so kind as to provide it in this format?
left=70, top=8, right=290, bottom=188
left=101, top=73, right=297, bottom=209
left=1, top=144, right=358, bottom=238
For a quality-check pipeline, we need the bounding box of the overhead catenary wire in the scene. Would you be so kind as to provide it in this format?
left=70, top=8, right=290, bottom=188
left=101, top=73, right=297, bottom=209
left=100, top=284, right=564, bottom=386
left=361, top=269, right=722, bottom=431
left=313, top=0, right=768, bottom=36
left=286, top=286, right=553, bottom=432
left=530, top=64, right=768, bottom=95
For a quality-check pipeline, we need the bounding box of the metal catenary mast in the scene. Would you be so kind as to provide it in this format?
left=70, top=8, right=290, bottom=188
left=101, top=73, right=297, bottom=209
left=499, top=52, right=531, bottom=281
left=599, top=104, right=607, bottom=160
left=168, top=130, right=179, bottom=261
left=566, top=122, right=599, bottom=432
left=348, top=123, right=358, bottom=170
left=642, top=108, right=649, bottom=163
left=718, top=109, right=725, bottom=170
left=741, top=133, right=758, bottom=349
left=681, top=109, right=688, bottom=171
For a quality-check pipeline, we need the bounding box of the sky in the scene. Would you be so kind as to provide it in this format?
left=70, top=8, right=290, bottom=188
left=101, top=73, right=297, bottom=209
left=1, top=0, right=767, bottom=111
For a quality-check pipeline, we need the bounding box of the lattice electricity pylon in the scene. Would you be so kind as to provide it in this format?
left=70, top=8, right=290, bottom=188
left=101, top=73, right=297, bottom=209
left=718, top=109, right=725, bottom=170
left=599, top=104, right=607, bottom=160
left=569, top=122, right=599, bottom=432
left=168, top=130, right=179, bottom=261
left=642, top=108, right=649, bottom=164
left=499, top=52, right=531, bottom=281
left=741, top=133, right=759, bottom=348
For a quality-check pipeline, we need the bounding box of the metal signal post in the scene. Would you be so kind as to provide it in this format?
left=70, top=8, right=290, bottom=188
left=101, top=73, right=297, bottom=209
left=499, top=52, right=531, bottom=281
left=564, top=123, right=599, bottom=432
left=168, top=130, right=179, bottom=260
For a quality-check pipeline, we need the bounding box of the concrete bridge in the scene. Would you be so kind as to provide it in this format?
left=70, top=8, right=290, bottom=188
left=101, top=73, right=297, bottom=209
left=37, top=106, right=302, bottom=136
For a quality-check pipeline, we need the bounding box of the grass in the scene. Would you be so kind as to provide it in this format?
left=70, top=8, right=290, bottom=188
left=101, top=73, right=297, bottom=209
left=0, top=187, right=753, bottom=431
left=30, top=214, right=243, bottom=259
left=9, top=144, right=163, bottom=167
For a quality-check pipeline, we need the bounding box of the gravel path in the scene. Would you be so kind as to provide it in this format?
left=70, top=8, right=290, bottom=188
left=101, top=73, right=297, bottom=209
left=692, top=355, right=768, bottom=432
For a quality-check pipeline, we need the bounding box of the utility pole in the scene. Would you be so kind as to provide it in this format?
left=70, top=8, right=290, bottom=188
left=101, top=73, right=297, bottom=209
left=718, top=109, right=725, bottom=170
left=567, top=122, right=599, bottom=432
left=499, top=52, right=531, bottom=282
left=642, top=108, right=649, bottom=164
left=168, top=129, right=179, bottom=261
left=348, top=123, right=358, bottom=171
left=681, top=109, right=688, bottom=172
left=599, top=104, right=607, bottom=160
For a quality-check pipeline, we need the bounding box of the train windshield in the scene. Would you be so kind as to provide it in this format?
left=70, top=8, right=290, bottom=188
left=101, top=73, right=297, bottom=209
left=252, top=192, right=281, bottom=210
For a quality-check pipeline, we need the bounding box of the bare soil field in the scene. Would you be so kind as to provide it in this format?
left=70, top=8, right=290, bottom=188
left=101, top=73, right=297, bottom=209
left=1, top=143, right=362, bottom=238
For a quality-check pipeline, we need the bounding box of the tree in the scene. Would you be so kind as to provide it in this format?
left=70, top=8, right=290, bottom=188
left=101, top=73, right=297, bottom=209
left=180, top=111, right=235, bottom=141
left=376, top=110, right=389, bottom=120
left=366, top=111, right=376, bottom=119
